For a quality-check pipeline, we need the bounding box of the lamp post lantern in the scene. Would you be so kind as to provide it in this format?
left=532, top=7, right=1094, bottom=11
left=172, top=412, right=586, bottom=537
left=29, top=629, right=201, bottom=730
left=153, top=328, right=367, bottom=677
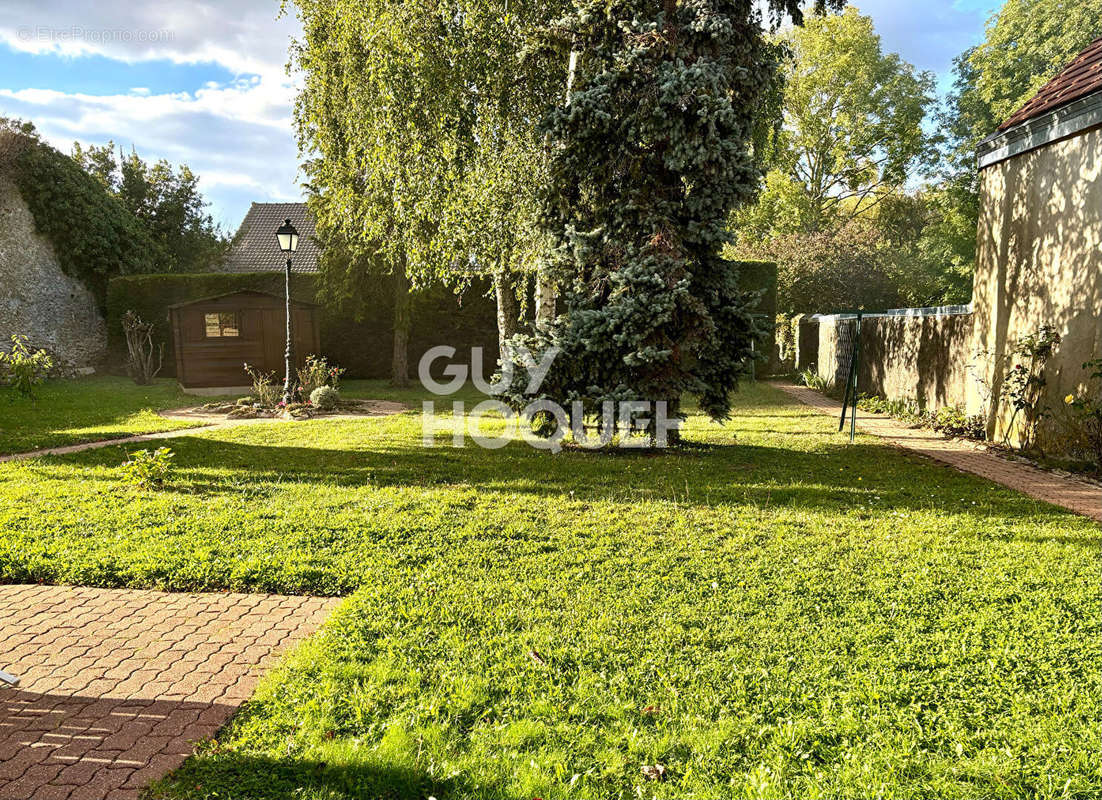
left=275, top=217, right=300, bottom=405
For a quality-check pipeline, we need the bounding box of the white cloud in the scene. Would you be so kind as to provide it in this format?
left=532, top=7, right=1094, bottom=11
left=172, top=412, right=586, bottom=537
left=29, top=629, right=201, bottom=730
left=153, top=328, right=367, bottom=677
left=0, top=1, right=306, bottom=227
left=0, top=79, right=301, bottom=228
left=0, top=0, right=297, bottom=78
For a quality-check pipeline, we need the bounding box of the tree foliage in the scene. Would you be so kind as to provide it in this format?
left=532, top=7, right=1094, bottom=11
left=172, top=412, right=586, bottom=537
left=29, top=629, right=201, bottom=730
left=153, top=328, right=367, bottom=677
left=289, top=0, right=569, bottom=381
left=732, top=8, right=981, bottom=313
left=735, top=7, right=935, bottom=238
left=954, top=0, right=1102, bottom=147
left=936, top=0, right=1102, bottom=277
left=756, top=215, right=967, bottom=317
left=0, top=118, right=154, bottom=304
left=72, top=142, right=227, bottom=274
left=505, top=0, right=843, bottom=426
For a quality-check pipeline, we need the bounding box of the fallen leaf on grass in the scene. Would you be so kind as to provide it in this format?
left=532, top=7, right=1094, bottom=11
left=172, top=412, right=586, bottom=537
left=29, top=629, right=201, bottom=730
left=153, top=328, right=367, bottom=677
left=641, top=764, right=666, bottom=781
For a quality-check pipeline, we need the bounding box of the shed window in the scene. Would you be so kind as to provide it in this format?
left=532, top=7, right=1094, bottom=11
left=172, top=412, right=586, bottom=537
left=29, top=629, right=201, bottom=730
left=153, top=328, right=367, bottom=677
left=204, top=312, right=240, bottom=338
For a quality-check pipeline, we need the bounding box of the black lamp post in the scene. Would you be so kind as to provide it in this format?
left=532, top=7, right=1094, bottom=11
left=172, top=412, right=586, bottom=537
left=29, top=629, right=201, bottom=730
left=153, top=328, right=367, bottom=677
left=275, top=217, right=300, bottom=405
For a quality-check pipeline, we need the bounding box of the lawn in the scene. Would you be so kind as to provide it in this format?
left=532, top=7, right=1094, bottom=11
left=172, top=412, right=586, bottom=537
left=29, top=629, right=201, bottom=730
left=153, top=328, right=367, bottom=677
left=0, top=376, right=224, bottom=455
left=0, top=382, right=1097, bottom=798
left=0, top=375, right=453, bottom=457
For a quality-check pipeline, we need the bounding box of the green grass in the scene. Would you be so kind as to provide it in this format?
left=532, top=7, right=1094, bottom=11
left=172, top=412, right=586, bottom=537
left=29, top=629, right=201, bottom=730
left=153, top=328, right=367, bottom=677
left=0, top=376, right=426, bottom=457
left=0, top=377, right=225, bottom=455
left=1, top=383, right=1097, bottom=798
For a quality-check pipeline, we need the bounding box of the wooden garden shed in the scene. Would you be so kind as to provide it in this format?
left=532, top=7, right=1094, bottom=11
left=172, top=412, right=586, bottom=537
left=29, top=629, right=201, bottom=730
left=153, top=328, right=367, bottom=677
left=169, top=290, right=320, bottom=388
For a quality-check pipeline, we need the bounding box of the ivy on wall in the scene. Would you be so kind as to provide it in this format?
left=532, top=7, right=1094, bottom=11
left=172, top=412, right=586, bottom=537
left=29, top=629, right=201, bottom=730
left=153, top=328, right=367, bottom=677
left=1, top=121, right=154, bottom=306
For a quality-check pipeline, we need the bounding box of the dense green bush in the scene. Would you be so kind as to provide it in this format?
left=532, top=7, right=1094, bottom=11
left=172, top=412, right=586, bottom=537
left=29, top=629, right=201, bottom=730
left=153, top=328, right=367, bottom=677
left=309, top=385, right=340, bottom=410
left=0, top=119, right=156, bottom=304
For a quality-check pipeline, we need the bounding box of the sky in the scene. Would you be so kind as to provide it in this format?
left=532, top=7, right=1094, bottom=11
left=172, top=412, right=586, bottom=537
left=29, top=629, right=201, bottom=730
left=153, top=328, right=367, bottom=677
left=0, top=1, right=1003, bottom=231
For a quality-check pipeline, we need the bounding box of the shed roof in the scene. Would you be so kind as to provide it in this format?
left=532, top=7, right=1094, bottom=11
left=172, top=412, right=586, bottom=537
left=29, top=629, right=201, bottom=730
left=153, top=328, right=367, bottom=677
left=222, top=203, right=321, bottom=273
left=167, top=289, right=319, bottom=310
left=999, top=37, right=1102, bottom=131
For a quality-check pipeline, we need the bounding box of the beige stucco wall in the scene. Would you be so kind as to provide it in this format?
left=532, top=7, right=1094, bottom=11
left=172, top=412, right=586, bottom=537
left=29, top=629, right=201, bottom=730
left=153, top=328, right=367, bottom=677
left=810, top=312, right=973, bottom=410
left=971, top=124, right=1102, bottom=447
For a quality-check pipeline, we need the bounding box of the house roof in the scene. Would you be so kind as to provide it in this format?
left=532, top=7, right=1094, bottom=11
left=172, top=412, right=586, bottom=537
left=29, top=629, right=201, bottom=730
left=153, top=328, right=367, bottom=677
left=222, top=202, right=321, bottom=273
left=999, top=37, right=1102, bottom=131
left=167, top=290, right=319, bottom=310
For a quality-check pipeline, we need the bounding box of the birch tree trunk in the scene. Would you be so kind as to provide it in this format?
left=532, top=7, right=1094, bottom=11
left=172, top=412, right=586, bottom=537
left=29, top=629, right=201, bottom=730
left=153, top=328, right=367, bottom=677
left=494, top=269, right=520, bottom=354
left=391, top=255, right=411, bottom=387
left=535, top=48, right=580, bottom=328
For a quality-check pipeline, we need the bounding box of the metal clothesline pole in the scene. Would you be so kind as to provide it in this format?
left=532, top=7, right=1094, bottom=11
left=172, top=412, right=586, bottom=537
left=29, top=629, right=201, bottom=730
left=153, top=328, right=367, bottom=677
left=837, top=310, right=863, bottom=440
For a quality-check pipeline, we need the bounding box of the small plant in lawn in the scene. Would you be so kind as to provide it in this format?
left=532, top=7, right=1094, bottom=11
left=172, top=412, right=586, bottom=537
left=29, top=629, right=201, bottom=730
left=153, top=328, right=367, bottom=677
left=297, top=355, right=344, bottom=398
left=243, top=363, right=280, bottom=408
left=0, top=334, right=53, bottom=400
left=309, top=385, right=340, bottom=411
left=121, top=447, right=175, bottom=489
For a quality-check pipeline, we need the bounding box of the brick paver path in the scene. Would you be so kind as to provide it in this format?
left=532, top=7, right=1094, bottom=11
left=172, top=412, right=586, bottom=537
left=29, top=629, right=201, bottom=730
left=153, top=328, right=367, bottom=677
left=0, top=585, right=338, bottom=799
left=774, top=382, right=1101, bottom=522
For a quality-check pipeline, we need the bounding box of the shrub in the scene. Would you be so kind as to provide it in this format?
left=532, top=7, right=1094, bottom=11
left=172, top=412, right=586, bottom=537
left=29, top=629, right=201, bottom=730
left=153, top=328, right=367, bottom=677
left=0, top=335, right=54, bottom=400
left=1060, top=359, right=1102, bottom=468
left=798, top=368, right=838, bottom=396
left=310, top=385, right=340, bottom=411
left=297, top=355, right=345, bottom=397
left=243, top=363, right=280, bottom=408
left=930, top=405, right=986, bottom=440
left=122, top=311, right=164, bottom=385
left=996, top=325, right=1060, bottom=448
left=121, top=447, right=175, bottom=490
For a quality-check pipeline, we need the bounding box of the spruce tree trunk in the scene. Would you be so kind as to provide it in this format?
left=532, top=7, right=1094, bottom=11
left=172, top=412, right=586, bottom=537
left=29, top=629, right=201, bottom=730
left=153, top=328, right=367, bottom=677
left=391, top=256, right=411, bottom=387
left=666, top=397, right=681, bottom=447
left=494, top=269, right=519, bottom=354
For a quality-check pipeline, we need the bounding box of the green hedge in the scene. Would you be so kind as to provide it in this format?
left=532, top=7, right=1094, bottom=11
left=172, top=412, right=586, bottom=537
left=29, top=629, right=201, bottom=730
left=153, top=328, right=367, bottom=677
left=106, top=263, right=775, bottom=382
left=106, top=272, right=498, bottom=380
left=734, top=260, right=778, bottom=367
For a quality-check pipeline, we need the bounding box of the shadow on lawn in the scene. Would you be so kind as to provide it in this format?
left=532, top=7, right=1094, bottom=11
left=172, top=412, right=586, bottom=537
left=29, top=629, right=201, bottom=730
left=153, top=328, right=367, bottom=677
left=155, top=750, right=520, bottom=800
left=36, top=428, right=1089, bottom=525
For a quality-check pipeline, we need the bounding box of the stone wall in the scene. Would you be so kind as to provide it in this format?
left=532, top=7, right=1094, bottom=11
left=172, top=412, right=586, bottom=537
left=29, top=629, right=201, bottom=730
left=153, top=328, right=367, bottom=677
left=804, top=307, right=975, bottom=410
left=0, top=177, right=106, bottom=370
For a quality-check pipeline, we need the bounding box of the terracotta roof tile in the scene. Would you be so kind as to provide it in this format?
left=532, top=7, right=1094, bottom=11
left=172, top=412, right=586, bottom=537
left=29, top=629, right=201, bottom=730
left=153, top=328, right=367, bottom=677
left=999, top=37, right=1102, bottom=131
left=222, top=202, right=320, bottom=273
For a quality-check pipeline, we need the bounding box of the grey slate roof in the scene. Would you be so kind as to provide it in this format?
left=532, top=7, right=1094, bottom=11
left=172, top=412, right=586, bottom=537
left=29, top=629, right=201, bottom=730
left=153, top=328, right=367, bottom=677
left=222, top=202, right=320, bottom=273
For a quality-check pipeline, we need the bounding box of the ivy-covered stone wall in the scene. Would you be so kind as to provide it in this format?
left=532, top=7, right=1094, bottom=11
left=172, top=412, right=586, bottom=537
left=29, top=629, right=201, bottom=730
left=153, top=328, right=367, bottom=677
left=0, top=178, right=106, bottom=369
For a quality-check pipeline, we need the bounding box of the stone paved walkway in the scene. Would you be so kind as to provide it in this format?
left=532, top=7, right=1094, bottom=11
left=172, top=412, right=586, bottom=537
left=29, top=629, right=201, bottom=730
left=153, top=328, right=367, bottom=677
left=0, top=423, right=246, bottom=465
left=0, top=585, right=338, bottom=800
left=775, top=382, right=1101, bottom=522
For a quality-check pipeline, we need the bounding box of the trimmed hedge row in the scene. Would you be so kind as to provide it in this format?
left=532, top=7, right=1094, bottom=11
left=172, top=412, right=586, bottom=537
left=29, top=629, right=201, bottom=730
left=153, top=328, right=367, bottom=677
left=106, top=272, right=499, bottom=380
left=734, top=260, right=778, bottom=369
left=105, top=261, right=776, bottom=381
